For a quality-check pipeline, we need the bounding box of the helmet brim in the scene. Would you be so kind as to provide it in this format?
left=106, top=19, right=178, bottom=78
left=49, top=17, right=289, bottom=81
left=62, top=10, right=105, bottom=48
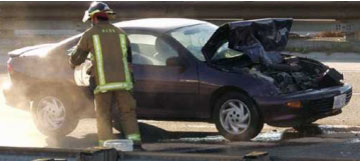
left=105, top=10, right=116, bottom=15
left=82, top=10, right=90, bottom=23
left=82, top=9, right=116, bottom=23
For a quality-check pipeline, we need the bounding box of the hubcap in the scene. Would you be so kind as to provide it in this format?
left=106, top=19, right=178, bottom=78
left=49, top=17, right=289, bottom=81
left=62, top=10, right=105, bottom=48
left=36, top=96, right=66, bottom=130
left=219, top=99, right=251, bottom=135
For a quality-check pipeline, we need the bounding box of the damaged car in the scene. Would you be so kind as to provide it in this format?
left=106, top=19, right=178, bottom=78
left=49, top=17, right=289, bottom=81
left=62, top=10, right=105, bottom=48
left=3, top=18, right=352, bottom=141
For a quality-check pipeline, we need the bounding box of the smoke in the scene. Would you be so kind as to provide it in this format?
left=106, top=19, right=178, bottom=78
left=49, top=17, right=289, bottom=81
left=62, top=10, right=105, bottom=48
left=0, top=2, right=88, bottom=56
left=0, top=72, right=99, bottom=148
left=0, top=74, right=47, bottom=147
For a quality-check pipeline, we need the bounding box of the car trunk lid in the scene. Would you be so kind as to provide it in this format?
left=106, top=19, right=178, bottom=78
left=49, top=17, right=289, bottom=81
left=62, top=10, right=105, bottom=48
left=8, top=44, right=55, bottom=58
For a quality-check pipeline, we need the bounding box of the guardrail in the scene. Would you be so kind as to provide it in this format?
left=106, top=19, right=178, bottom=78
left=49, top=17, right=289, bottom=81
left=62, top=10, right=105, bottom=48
left=1, top=146, right=358, bottom=161
left=0, top=146, right=269, bottom=161
left=0, top=1, right=359, bottom=55
left=1, top=2, right=360, bottom=20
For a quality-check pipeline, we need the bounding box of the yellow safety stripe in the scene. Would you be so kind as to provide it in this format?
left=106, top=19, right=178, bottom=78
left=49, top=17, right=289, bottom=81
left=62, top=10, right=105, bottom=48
left=89, top=9, right=114, bottom=16
left=127, top=133, right=141, bottom=141
left=119, top=34, right=133, bottom=87
left=92, top=35, right=106, bottom=86
left=98, top=140, right=105, bottom=146
left=95, top=82, right=132, bottom=93
left=93, top=34, right=133, bottom=94
left=89, top=9, right=101, bottom=16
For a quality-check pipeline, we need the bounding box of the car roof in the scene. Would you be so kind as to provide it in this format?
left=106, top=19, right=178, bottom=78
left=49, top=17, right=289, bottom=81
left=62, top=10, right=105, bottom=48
left=114, top=18, right=208, bottom=33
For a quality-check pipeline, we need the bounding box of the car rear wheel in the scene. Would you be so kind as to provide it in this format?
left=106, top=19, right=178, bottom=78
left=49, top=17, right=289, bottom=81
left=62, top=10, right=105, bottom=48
left=213, top=92, right=263, bottom=141
left=31, top=91, right=79, bottom=137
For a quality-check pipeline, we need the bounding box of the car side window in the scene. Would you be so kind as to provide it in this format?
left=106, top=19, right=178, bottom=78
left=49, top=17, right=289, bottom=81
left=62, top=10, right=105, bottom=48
left=128, top=34, right=179, bottom=66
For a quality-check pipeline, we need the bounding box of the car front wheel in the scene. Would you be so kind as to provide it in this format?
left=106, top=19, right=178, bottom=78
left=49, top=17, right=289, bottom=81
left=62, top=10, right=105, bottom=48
left=31, top=92, right=79, bottom=137
left=213, top=92, right=263, bottom=141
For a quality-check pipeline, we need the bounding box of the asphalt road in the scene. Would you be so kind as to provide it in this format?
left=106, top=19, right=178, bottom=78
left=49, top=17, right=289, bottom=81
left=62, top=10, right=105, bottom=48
left=0, top=61, right=360, bottom=160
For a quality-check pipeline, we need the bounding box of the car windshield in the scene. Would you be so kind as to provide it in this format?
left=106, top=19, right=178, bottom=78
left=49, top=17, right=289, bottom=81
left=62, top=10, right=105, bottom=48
left=169, top=23, right=218, bottom=61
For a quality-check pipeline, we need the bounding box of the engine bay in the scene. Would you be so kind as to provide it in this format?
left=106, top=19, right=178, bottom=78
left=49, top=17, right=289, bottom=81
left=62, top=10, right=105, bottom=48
left=259, top=55, right=344, bottom=94
left=216, top=54, right=345, bottom=94
left=202, top=18, right=344, bottom=94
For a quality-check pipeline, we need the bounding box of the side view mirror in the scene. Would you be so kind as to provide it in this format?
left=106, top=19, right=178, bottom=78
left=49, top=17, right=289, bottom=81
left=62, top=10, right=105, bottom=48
left=166, top=57, right=183, bottom=67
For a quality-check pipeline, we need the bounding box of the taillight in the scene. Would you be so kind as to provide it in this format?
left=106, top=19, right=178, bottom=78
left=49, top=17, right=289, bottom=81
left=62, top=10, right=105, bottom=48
left=7, top=60, right=13, bottom=73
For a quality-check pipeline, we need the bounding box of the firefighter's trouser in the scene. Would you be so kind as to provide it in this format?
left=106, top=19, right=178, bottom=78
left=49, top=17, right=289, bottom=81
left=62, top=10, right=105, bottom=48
left=95, top=90, right=141, bottom=145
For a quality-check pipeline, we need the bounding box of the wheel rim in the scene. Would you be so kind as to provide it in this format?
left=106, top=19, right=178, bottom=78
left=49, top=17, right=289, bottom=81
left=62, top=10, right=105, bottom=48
left=36, top=96, right=66, bottom=131
left=219, top=99, right=251, bottom=135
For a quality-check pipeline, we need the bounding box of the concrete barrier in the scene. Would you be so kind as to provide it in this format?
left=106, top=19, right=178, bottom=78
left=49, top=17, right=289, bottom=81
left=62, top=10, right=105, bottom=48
left=0, top=2, right=358, bottom=56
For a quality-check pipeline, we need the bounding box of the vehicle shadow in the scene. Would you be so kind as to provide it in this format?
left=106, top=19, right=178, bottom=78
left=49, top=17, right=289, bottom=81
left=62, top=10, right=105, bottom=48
left=282, top=126, right=323, bottom=140
left=45, top=122, right=221, bottom=149
left=46, top=124, right=354, bottom=149
left=137, top=123, right=222, bottom=144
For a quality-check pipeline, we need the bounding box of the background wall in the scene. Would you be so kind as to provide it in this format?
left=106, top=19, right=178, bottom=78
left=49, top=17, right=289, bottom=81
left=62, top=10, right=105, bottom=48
left=1, top=1, right=359, bottom=54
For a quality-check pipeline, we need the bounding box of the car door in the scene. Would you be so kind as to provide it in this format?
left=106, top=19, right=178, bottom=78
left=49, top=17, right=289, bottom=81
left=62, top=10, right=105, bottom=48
left=127, top=32, right=199, bottom=119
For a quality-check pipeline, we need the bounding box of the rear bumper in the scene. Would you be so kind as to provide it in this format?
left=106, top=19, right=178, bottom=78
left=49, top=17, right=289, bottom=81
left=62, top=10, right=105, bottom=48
left=2, top=79, right=31, bottom=111
left=3, top=70, right=96, bottom=119
left=255, top=84, right=352, bottom=127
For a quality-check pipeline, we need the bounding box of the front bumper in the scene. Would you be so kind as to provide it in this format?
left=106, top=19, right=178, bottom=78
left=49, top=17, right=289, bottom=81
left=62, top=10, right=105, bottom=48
left=255, top=84, right=352, bottom=127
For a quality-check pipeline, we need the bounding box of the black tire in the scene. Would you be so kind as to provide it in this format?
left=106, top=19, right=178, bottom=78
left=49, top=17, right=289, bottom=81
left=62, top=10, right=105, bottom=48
left=31, top=91, right=79, bottom=137
left=213, top=92, right=263, bottom=141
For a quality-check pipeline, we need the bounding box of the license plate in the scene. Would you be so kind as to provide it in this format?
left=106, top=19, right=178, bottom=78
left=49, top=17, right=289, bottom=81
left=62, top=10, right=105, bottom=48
left=333, top=94, right=347, bottom=109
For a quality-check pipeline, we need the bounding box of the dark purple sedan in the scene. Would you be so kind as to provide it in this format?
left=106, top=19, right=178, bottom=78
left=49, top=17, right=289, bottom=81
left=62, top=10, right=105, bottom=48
left=3, top=18, right=352, bottom=141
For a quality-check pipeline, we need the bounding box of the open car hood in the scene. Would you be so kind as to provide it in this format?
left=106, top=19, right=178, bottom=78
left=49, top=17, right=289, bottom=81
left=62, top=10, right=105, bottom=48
left=202, top=18, right=293, bottom=62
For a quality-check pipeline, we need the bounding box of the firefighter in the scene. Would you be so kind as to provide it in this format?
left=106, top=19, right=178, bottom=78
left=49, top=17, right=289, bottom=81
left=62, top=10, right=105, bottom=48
left=69, top=2, right=142, bottom=149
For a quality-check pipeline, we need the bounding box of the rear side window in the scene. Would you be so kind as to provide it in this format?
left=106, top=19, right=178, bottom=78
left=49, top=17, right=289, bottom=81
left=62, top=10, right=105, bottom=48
left=128, top=34, right=179, bottom=66
left=128, top=34, right=157, bottom=58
